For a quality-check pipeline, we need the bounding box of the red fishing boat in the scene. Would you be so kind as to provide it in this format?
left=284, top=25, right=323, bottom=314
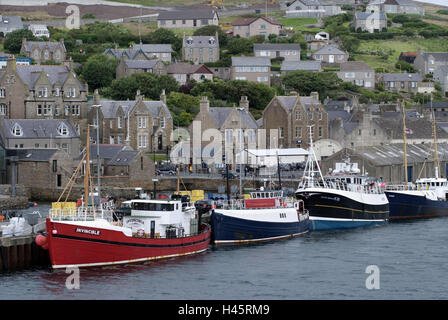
left=39, top=126, right=211, bottom=269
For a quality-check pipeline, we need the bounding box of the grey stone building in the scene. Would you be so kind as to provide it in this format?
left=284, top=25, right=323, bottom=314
left=167, top=63, right=214, bottom=85
left=285, top=0, right=343, bottom=18
left=157, top=9, right=219, bottom=29
left=262, top=92, right=328, bottom=149
left=182, top=34, right=220, bottom=64
left=337, top=61, right=375, bottom=89
left=132, top=44, right=173, bottom=63
left=116, top=57, right=167, bottom=79
left=380, top=73, right=427, bottom=94
left=434, top=65, right=448, bottom=98
left=231, top=57, right=271, bottom=85
left=312, top=45, right=348, bottom=64
left=352, top=11, right=387, bottom=33
left=253, top=43, right=301, bottom=62
left=366, top=0, right=424, bottom=16
left=20, top=38, right=66, bottom=64
left=414, top=49, right=448, bottom=75
left=232, top=17, right=283, bottom=39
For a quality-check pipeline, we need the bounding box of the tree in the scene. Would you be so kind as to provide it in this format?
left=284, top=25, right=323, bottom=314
left=281, top=71, right=343, bottom=98
left=142, top=28, right=182, bottom=53
left=340, top=35, right=360, bottom=53
left=102, top=72, right=179, bottom=101
left=3, top=29, right=36, bottom=54
left=80, top=54, right=118, bottom=91
left=226, top=37, right=253, bottom=55
left=167, top=92, right=200, bottom=126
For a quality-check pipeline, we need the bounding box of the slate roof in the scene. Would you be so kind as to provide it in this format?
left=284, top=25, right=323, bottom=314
left=183, top=36, right=219, bottom=48
left=107, top=149, right=140, bottom=166
left=132, top=43, right=173, bottom=53
left=328, top=110, right=351, bottom=122
left=124, top=59, right=160, bottom=69
left=104, top=48, right=149, bottom=60
left=254, top=43, right=301, bottom=51
left=314, top=45, right=346, bottom=56
left=99, top=99, right=172, bottom=119
left=232, top=57, right=271, bottom=67
left=15, top=149, right=59, bottom=162
left=373, top=117, right=448, bottom=140
left=157, top=9, right=217, bottom=20
left=340, top=61, right=373, bottom=72
left=422, top=52, right=448, bottom=62
left=232, top=16, right=283, bottom=26
left=15, top=65, right=86, bottom=91
left=208, top=107, right=258, bottom=129
left=281, top=61, right=321, bottom=71
left=1, top=119, right=78, bottom=139
left=167, top=63, right=213, bottom=75
left=355, top=11, right=387, bottom=20
left=22, top=40, right=66, bottom=53
left=382, top=73, right=423, bottom=82
left=423, top=101, right=448, bottom=110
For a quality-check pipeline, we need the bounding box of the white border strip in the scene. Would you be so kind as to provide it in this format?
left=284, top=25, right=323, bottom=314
left=310, top=217, right=387, bottom=222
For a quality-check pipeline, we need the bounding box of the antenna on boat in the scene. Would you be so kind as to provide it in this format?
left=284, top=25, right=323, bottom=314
left=84, top=125, right=91, bottom=209
left=402, top=100, right=408, bottom=186
left=431, top=95, right=440, bottom=179
left=303, top=125, right=327, bottom=188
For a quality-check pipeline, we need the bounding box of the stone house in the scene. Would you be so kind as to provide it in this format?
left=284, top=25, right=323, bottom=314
left=0, top=56, right=89, bottom=143
left=20, top=38, right=66, bottom=64
left=182, top=34, right=220, bottom=64
left=434, top=66, right=448, bottom=97
left=91, top=90, right=173, bottom=153
left=104, top=47, right=150, bottom=61
left=0, top=15, right=23, bottom=36
left=262, top=92, right=328, bottom=149
left=231, top=57, right=271, bottom=85
left=380, top=73, right=426, bottom=93
left=337, top=61, right=375, bottom=89
left=167, top=63, right=214, bottom=85
left=366, top=0, right=424, bottom=16
left=312, top=45, right=348, bottom=64
left=0, top=119, right=81, bottom=158
left=413, top=49, right=448, bottom=75
left=7, top=148, right=74, bottom=191
left=116, top=56, right=167, bottom=79
left=253, top=43, right=301, bottom=62
left=80, top=144, right=155, bottom=186
left=157, top=9, right=219, bottom=29
left=352, top=11, right=387, bottom=33
left=285, top=0, right=343, bottom=18
left=232, top=17, right=283, bottom=39
left=189, top=95, right=259, bottom=169
left=132, top=44, right=173, bottom=63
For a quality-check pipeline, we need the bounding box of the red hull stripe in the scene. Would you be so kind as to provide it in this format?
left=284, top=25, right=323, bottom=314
left=52, top=234, right=211, bottom=248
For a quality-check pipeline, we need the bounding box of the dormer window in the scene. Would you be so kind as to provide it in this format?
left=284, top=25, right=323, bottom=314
left=38, top=87, right=48, bottom=98
left=186, top=37, right=193, bottom=45
left=209, top=37, right=216, bottom=45
left=11, top=123, right=23, bottom=136
left=57, top=122, right=69, bottom=136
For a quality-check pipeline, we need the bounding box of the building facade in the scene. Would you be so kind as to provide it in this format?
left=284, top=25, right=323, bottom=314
left=157, top=9, right=219, bottom=29
left=232, top=17, right=283, bottom=38
left=231, top=57, right=271, bottom=85
left=20, top=38, right=66, bottom=64
left=253, top=43, right=301, bottom=62
left=337, top=62, right=375, bottom=89
left=182, top=34, right=220, bottom=64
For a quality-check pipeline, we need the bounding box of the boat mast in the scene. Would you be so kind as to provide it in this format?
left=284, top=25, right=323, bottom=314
left=431, top=96, right=440, bottom=179
left=305, top=125, right=327, bottom=188
left=402, top=100, right=408, bottom=186
left=84, top=125, right=91, bottom=208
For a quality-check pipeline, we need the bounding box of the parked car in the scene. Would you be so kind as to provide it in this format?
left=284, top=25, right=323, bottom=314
left=222, top=170, right=239, bottom=179
left=156, top=165, right=176, bottom=175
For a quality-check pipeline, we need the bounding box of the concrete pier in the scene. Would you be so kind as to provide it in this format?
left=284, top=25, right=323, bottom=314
left=0, top=234, right=50, bottom=272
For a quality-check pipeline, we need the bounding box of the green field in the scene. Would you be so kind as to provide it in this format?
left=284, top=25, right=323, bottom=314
left=277, top=17, right=320, bottom=33
left=354, top=37, right=448, bottom=71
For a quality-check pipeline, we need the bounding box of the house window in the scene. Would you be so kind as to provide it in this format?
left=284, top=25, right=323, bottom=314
left=345, top=72, right=355, bottom=79
left=209, top=38, right=215, bottom=45
left=118, top=116, right=123, bottom=129
left=53, top=160, right=57, bottom=173
left=160, top=117, right=166, bottom=128
left=71, top=105, right=80, bottom=116
left=295, top=111, right=301, bottom=120
left=318, top=126, right=322, bottom=137
left=117, top=135, right=123, bottom=144
left=43, top=104, right=52, bottom=115
left=138, top=116, right=147, bottom=128
left=373, top=129, right=377, bottom=136
left=138, top=135, right=147, bottom=148
left=247, top=129, right=256, bottom=143
left=319, top=112, right=323, bottom=120
left=160, top=20, right=166, bottom=25
left=257, top=76, right=268, bottom=82
left=279, top=127, right=284, bottom=138
left=308, top=112, right=313, bottom=120
left=38, top=87, right=48, bottom=97
left=260, top=24, right=266, bottom=30
left=57, top=123, right=69, bottom=136
left=172, top=20, right=176, bottom=24
left=0, top=103, right=7, bottom=115
left=0, top=88, right=5, bottom=98
left=11, top=123, right=22, bottom=136
left=37, top=104, right=42, bottom=115
left=110, top=136, right=115, bottom=144
left=225, top=129, right=233, bottom=143
left=358, top=129, right=362, bottom=135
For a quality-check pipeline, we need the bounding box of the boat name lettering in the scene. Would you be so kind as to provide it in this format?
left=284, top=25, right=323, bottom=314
left=321, top=196, right=340, bottom=202
left=75, top=228, right=101, bottom=236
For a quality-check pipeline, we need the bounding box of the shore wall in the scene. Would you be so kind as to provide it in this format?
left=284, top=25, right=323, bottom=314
left=0, top=185, right=30, bottom=210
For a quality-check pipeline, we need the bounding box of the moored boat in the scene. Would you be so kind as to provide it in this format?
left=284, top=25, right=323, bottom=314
left=211, top=189, right=309, bottom=245
left=295, top=127, right=389, bottom=231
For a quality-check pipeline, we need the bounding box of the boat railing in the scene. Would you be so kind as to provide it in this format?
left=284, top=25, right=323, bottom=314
left=299, top=178, right=385, bottom=194
left=385, top=184, right=417, bottom=191
left=214, top=198, right=297, bottom=210
left=49, top=206, right=114, bottom=222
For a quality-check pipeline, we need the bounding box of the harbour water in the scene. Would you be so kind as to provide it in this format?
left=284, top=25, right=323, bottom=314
left=1, top=204, right=448, bottom=299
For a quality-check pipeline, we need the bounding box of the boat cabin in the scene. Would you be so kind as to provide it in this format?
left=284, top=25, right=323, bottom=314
left=415, top=178, right=448, bottom=200
left=122, top=199, right=197, bottom=239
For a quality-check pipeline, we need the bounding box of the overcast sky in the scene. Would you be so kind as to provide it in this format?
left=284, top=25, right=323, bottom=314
left=414, top=0, right=448, bottom=7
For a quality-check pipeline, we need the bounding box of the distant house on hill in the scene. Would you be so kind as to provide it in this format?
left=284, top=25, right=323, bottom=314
left=232, top=16, right=283, bottom=39
left=157, top=9, right=219, bottom=29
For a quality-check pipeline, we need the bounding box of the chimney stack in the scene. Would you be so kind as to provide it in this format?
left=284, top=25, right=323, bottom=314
left=239, top=96, right=249, bottom=112
left=200, top=96, right=210, bottom=114
left=160, top=89, right=166, bottom=104
left=310, top=91, right=319, bottom=101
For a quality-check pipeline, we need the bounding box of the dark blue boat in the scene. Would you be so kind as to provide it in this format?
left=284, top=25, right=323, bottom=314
left=385, top=188, right=448, bottom=220
left=211, top=190, right=309, bottom=245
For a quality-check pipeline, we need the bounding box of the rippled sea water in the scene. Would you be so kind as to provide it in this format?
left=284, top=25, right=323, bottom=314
left=2, top=204, right=448, bottom=300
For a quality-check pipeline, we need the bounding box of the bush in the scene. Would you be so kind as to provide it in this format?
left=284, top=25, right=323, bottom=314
left=82, top=13, right=96, bottom=19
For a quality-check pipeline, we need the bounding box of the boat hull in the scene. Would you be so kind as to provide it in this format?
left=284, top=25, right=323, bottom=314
left=46, top=218, right=211, bottom=269
left=211, top=209, right=309, bottom=245
left=296, top=188, right=389, bottom=231
left=385, top=190, right=448, bottom=220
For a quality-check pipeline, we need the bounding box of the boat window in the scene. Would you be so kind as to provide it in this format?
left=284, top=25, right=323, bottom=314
left=133, top=202, right=174, bottom=211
